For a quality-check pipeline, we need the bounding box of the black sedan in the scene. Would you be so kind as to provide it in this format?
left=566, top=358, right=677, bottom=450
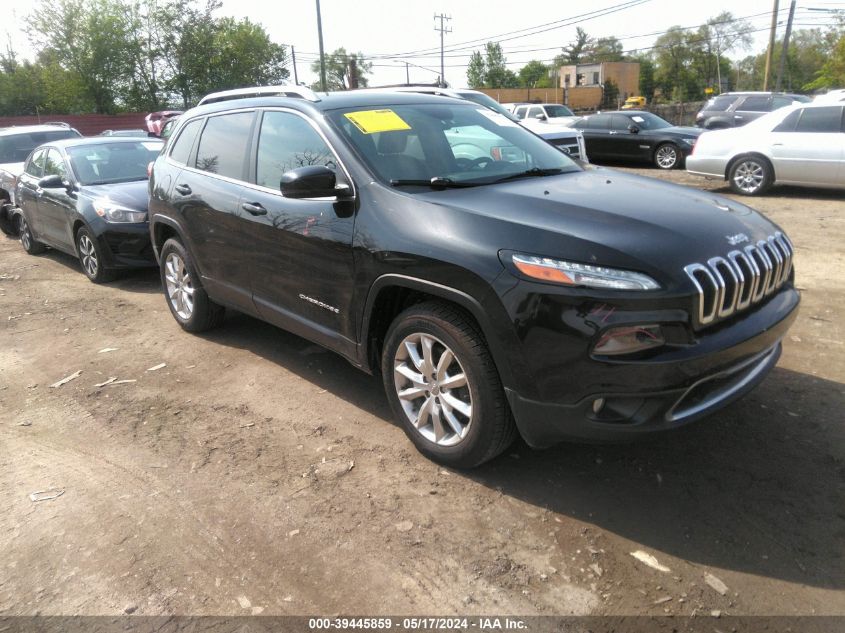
left=13, top=137, right=163, bottom=282
left=570, top=110, right=702, bottom=169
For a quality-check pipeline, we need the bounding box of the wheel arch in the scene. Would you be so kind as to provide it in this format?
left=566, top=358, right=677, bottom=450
left=358, top=274, right=517, bottom=392
left=725, top=152, right=776, bottom=181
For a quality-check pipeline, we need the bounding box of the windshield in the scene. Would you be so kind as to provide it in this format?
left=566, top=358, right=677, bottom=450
left=328, top=103, right=581, bottom=188
left=0, top=129, right=80, bottom=164
left=457, top=92, right=520, bottom=122
left=625, top=112, right=672, bottom=130
left=66, top=141, right=163, bottom=185
left=544, top=105, right=574, bottom=117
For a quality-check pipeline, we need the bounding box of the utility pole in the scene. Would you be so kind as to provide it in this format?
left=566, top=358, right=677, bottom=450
left=763, top=0, right=779, bottom=90
left=291, top=46, right=299, bottom=85
left=775, top=0, right=797, bottom=91
left=434, top=13, right=451, bottom=88
left=405, top=62, right=410, bottom=85
left=316, top=0, right=327, bottom=91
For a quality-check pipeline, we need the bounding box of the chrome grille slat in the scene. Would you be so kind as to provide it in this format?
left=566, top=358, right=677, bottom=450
left=685, top=232, right=794, bottom=329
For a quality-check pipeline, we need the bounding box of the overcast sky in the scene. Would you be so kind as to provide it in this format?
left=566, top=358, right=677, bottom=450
left=3, top=0, right=842, bottom=88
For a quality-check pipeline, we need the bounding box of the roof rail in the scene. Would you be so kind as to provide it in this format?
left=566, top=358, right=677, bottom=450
left=198, top=84, right=321, bottom=106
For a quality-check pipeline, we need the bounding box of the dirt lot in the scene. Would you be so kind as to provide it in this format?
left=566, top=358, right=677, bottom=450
left=1, top=167, right=843, bottom=620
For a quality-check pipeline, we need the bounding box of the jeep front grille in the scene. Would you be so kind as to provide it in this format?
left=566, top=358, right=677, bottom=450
left=684, top=232, right=793, bottom=328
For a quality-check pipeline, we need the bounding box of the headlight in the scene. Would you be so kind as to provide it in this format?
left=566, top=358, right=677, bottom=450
left=93, top=199, right=147, bottom=223
left=512, top=253, right=660, bottom=290
left=680, top=138, right=697, bottom=145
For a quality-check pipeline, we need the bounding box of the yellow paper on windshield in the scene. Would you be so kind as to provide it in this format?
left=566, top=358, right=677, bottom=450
left=344, top=109, right=411, bottom=134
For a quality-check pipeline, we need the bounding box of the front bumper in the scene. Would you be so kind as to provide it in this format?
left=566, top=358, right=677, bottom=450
left=505, top=287, right=799, bottom=447
left=91, top=221, right=156, bottom=269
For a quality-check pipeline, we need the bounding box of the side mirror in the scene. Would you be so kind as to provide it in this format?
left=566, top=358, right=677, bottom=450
left=628, top=125, right=640, bottom=134
left=535, top=113, right=547, bottom=121
left=38, top=174, right=66, bottom=189
left=280, top=165, right=350, bottom=200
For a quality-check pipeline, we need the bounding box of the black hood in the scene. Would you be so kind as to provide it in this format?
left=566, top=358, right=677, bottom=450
left=79, top=180, right=150, bottom=211
left=643, top=125, right=702, bottom=138
left=407, top=167, right=782, bottom=288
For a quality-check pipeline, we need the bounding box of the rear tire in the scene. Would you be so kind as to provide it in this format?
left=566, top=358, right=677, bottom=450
left=728, top=155, right=773, bottom=196
left=381, top=301, right=516, bottom=468
left=159, top=238, right=224, bottom=332
left=19, top=216, right=46, bottom=255
left=76, top=226, right=115, bottom=283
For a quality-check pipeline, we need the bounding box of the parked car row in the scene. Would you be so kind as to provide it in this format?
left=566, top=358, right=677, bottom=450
left=1, top=85, right=805, bottom=469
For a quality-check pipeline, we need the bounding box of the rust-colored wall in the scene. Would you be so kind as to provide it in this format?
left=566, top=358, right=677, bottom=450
left=477, top=88, right=565, bottom=106
left=566, top=86, right=603, bottom=110
left=0, top=113, right=148, bottom=136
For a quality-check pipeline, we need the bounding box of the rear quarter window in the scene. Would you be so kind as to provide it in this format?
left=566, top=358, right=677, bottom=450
left=169, top=119, right=203, bottom=165
left=194, top=112, right=254, bottom=179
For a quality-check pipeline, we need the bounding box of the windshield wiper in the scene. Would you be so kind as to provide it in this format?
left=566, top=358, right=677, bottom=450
left=490, top=167, right=565, bottom=184
left=390, top=176, right=479, bottom=189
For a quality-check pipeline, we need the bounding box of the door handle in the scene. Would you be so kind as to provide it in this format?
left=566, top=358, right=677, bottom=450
left=241, top=202, right=267, bottom=216
left=175, top=184, right=192, bottom=195
left=772, top=143, right=784, bottom=146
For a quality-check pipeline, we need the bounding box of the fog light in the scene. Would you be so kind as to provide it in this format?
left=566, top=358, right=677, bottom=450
left=592, top=398, right=605, bottom=414
left=594, top=324, right=664, bottom=356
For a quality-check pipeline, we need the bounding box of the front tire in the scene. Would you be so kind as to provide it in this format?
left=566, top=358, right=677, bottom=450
left=654, top=143, right=680, bottom=170
left=159, top=238, right=224, bottom=332
left=76, top=226, right=115, bottom=283
left=19, top=216, right=46, bottom=255
left=728, top=156, right=772, bottom=196
left=381, top=301, right=516, bottom=468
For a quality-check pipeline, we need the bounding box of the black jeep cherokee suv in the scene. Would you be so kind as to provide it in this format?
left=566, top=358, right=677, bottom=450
left=148, top=91, right=799, bottom=468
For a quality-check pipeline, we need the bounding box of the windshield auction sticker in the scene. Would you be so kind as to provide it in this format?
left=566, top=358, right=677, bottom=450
left=344, top=109, right=412, bottom=134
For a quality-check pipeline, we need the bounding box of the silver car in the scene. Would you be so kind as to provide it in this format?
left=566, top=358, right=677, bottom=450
left=687, top=102, right=845, bottom=195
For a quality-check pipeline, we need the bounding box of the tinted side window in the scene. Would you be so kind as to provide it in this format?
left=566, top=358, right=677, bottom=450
left=169, top=118, right=203, bottom=165
left=772, top=109, right=801, bottom=133
left=25, top=149, right=46, bottom=177
left=514, top=107, right=527, bottom=120
left=195, top=112, right=254, bottom=179
left=739, top=96, right=771, bottom=112
left=772, top=96, right=795, bottom=109
left=43, top=149, right=67, bottom=178
left=610, top=115, right=631, bottom=131
left=527, top=107, right=543, bottom=118
left=579, top=114, right=611, bottom=130
left=706, top=95, right=737, bottom=112
left=795, top=106, right=843, bottom=133
left=255, top=112, right=336, bottom=189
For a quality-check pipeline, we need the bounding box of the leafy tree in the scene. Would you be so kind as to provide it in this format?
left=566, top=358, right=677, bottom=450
left=587, top=37, right=625, bottom=62
left=557, top=27, right=591, bottom=65
left=805, top=32, right=845, bottom=90
left=467, top=51, right=485, bottom=89
left=309, top=48, right=371, bottom=90
left=27, top=0, right=135, bottom=113
left=633, top=54, right=655, bottom=102
left=464, top=42, right=517, bottom=88
left=518, top=60, right=549, bottom=88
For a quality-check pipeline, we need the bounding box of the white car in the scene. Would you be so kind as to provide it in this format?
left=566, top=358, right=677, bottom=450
left=686, top=101, right=845, bottom=195
left=510, top=103, right=581, bottom=126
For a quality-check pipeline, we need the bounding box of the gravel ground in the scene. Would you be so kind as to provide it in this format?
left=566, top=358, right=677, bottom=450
left=0, top=166, right=843, bottom=619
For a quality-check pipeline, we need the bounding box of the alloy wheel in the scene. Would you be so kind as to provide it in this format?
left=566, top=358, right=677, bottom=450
left=20, top=218, right=31, bottom=250
left=78, top=234, right=98, bottom=277
left=656, top=145, right=678, bottom=169
left=393, top=333, right=473, bottom=447
left=164, top=252, right=195, bottom=320
left=733, top=160, right=765, bottom=194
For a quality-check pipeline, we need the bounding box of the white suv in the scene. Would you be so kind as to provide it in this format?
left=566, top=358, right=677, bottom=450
left=510, top=103, right=581, bottom=126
